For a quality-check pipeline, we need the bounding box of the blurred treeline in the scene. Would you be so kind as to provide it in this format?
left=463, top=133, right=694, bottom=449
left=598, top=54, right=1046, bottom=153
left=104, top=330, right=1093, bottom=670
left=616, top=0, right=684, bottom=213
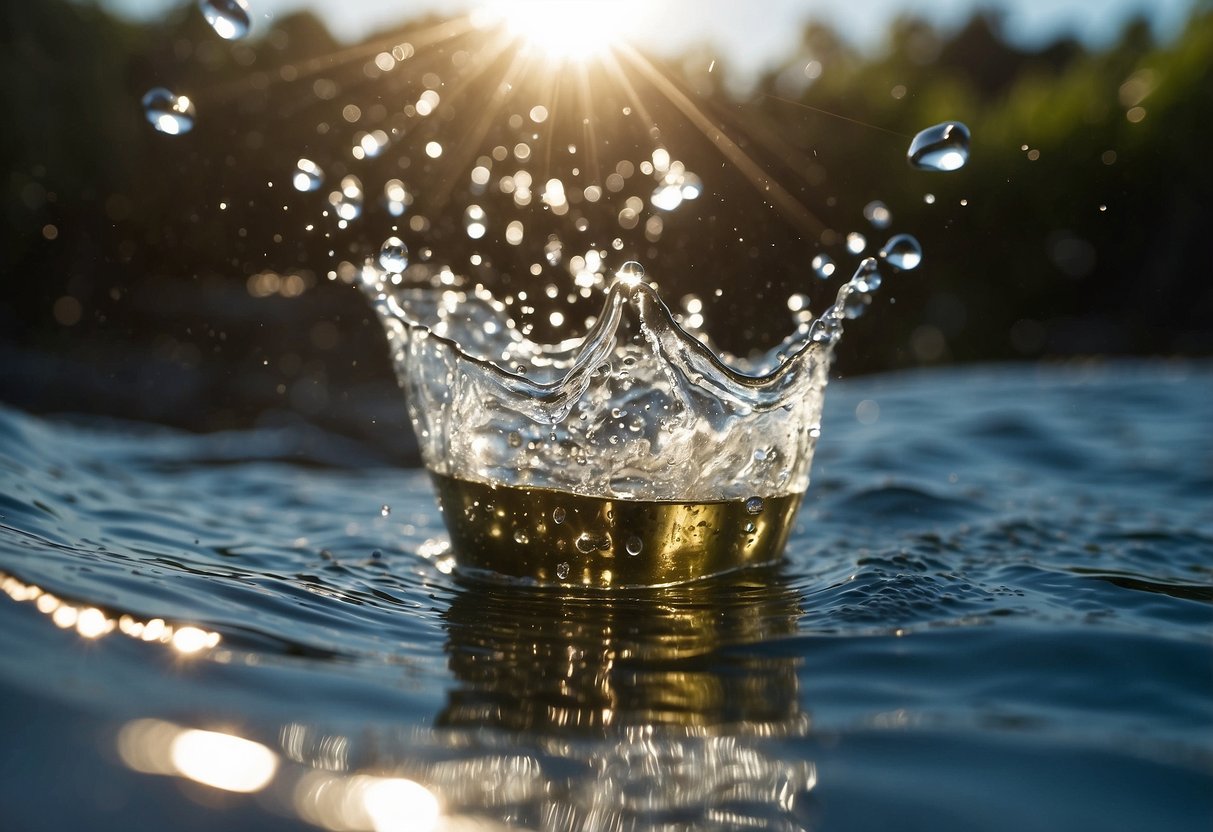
left=0, top=0, right=1210, bottom=435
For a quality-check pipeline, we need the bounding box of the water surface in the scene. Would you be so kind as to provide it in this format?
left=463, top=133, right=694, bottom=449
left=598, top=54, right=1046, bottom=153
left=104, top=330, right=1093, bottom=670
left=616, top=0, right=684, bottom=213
left=1, top=362, right=1210, bottom=831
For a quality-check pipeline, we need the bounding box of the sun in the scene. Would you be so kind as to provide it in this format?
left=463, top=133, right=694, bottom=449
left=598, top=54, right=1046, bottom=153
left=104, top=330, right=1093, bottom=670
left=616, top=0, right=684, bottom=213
left=492, top=0, right=639, bottom=61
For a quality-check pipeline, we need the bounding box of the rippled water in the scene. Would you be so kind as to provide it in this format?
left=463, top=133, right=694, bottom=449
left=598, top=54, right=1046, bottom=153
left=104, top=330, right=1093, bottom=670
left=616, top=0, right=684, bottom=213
left=1, top=362, right=1210, bottom=831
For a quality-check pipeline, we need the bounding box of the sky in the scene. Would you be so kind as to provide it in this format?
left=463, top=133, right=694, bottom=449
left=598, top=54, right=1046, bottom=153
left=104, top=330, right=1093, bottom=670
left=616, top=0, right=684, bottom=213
left=103, top=0, right=1197, bottom=81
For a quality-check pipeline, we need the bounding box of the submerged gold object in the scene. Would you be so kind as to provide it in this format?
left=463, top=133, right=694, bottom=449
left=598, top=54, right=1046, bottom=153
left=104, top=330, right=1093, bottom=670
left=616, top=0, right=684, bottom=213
left=433, top=474, right=802, bottom=587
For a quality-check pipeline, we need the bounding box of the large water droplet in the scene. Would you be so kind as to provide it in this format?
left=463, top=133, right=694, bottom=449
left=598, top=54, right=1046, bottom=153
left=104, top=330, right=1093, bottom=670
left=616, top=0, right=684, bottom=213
left=744, top=496, right=765, bottom=515
left=615, top=260, right=645, bottom=288
left=198, top=0, right=251, bottom=40
left=292, top=158, right=324, bottom=192
left=555, top=562, right=570, bottom=580
left=907, top=121, right=971, bottom=172
left=142, top=88, right=196, bottom=135
left=880, top=234, right=923, bottom=271
left=625, top=535, right=643, bottom=556
left=379, top=237, right=409, bottom=273
left=811, top=253, right=836, bottom=280
left=552, top=507, right=566, bottom=525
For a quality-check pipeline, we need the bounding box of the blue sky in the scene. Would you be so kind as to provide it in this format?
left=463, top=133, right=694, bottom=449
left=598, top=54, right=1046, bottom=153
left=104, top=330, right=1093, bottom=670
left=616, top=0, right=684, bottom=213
left=103, top=0, right=1197, bottom=79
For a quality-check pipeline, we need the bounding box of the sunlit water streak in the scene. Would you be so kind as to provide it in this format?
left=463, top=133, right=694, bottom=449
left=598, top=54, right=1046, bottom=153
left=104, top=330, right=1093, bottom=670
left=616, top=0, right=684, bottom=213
left=1, top=362, right=1210, bottom=830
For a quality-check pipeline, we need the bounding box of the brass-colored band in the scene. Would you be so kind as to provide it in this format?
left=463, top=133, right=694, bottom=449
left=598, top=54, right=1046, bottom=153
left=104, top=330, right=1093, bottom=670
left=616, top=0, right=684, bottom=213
left=432, top=473, right=802, bottom=587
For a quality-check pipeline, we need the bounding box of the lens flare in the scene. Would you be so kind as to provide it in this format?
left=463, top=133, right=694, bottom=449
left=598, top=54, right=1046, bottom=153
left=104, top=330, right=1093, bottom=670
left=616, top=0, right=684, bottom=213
left=495, top=0, right=638, bottom=61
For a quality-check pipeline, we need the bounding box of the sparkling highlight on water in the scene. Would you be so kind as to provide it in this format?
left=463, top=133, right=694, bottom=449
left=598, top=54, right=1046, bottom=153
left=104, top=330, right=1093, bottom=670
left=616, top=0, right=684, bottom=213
left=614, top=260, right=645, bottom=287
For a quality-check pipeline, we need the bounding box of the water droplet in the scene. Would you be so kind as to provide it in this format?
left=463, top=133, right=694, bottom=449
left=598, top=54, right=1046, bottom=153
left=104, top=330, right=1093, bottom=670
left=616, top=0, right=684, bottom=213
left=863, top=200, right=892, bottom=229
left=513, top=530, right=529, bottom=544
left=680, top=172, right=703, bottom=200
left=842, top=289, right=872, bottom=319
left=198, top=0, right=251, bottom=40
left=142, top=88, right=196, bottom=135
left=379, top=237, right=409, bottom=273
left=880, top=234, right=923, bottom=271
left=650, top=181, right=684, bottom=211
left=625, top=536, right=643, bottom=556
left=575, top=533, right=606, bottom=554
left=812, top=253, right=836, bottom=280
left=744, top=496, right=764, bottom=515
left=552, top=507, right=566, bottom=525
left=907, top=121, right=971, bottom=172
left=383, top=179, right=412, bottom=217
left=846, top=232, right=867, bottom=255
left=464, top=204, right=487, bottom=239
left=854, top=257, right=882, bottom=292
left=292, top=158, right=324, bottom=192
left=506, top=431, right=522, bottom=448
left=743, top=521, right=756, bottom=533
left=379, top=504, right=390, bottom=517
left=328, top=175, right=364, bottom=221
left=556, top=562, right=570, bottom=580
left=615, top=260, right=645, bottom=287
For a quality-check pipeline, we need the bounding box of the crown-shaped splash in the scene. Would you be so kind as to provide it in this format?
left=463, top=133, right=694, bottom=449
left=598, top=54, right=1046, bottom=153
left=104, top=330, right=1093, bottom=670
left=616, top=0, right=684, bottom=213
left=360, top=255, right=899, bottom=586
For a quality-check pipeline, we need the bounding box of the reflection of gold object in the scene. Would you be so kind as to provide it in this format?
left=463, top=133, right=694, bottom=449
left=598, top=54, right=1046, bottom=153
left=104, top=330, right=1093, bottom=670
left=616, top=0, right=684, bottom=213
left=432, top=473, right=802, bottom=587
left=438, top=569, right=806, bottom=736
left=113, top=572, right=814, bottom=830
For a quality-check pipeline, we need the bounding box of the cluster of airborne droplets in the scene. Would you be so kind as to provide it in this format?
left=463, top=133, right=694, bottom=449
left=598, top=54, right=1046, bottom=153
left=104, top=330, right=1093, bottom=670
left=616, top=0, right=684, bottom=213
left=140, top=0, right=971, bottom=505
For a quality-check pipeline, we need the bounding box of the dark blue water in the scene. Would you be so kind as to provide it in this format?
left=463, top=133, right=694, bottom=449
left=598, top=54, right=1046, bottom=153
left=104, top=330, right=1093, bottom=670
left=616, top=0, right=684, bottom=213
left=1, top=361, right=1210, bottom=831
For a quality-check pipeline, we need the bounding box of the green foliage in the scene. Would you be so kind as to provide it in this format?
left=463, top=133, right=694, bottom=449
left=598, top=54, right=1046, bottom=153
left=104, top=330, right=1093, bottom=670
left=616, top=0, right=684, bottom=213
left=0, top=0, right=1209, bottom=428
